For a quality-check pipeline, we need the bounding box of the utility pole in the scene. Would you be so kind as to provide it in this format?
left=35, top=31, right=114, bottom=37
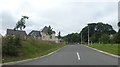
left=81, top=33, right=82, bottom=44
left=88, top=25, right=90, bottom=45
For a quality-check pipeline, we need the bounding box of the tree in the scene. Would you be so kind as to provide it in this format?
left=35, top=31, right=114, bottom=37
left=90, top=34, right=97, bottom=43
left=99, top=33, right=110, bottom=44
left=63, top=22, right=116, bottom=44
left=63, top=33, right=79, bottom=43
left=47, top=25, right=53, bottom=35
left=47, top=25, right=53, bottom=38
left=58, top=31, right=61, bottom=39
left=14, top=16, right=29, bottom=30
left=80, top=22, right=116, bottom=43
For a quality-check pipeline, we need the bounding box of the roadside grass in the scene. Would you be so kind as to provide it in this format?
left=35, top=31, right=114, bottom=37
left=86, top=44, right=120, bottom=56
left=2, top=39, right=65, bottom=63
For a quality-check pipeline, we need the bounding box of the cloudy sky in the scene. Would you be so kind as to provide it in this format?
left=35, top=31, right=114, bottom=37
left=0, top=0, right=119, bottom=36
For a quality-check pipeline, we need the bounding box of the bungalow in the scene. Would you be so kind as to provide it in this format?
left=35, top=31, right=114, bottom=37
left=6, top=29, right=27, bottom=39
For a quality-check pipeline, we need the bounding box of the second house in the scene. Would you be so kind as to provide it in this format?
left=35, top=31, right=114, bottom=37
left=28, top=26, right=58, bottom=42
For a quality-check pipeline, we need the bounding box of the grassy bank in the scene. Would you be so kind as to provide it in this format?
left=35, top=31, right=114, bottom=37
left=86, top=44, right=119, bottom=56
left=2, top=39, right=65, bottom=63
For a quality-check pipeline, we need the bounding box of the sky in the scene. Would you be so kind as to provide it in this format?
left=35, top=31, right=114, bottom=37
left=0, top=0, right=119, bottom=36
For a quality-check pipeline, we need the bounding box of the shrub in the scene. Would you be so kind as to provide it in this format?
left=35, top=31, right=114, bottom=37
left=2, top=35, right=22, bottom=56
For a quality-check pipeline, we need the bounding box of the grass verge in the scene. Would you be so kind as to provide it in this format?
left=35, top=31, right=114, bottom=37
left=2, top=39, right=65, bottom=63
left=86, top=44, right=120, bottom=56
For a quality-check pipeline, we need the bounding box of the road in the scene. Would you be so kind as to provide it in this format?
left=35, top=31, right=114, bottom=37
left=13, top=44, right=118, bottom=65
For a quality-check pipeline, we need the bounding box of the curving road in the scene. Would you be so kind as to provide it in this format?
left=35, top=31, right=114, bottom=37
left=13, top=44, right=118, bottom=65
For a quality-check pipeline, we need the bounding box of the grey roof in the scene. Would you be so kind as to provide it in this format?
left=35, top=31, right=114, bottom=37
left=41, top=26, right=55, bottom=34
left=41, top=26, right=48, bottom=33
left=7, top=29, right=27, bottom=36
left=28, top=30, right=41, bottom=37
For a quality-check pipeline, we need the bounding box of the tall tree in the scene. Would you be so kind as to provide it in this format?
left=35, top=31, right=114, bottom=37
left=47, top=25, right=53, bottom=35
left=90, top=34, right=97, bottom=43
left=58, top=31, right=61, bottom=39
left=47, top=25, right=53, bottom=39
left=63, top=22, right=116, bottom=43
left=14, top=16, right=29, bottom=30
left=80, top=22, right=116, bottom=43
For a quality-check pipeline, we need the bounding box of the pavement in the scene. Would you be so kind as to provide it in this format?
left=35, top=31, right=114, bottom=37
left=9, top=44, right=118, bottom=65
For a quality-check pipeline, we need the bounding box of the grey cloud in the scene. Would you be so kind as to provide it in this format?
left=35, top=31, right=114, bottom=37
left=0, top=0, right=118, bottom=36
left=2, top=11, right=16, bottom=30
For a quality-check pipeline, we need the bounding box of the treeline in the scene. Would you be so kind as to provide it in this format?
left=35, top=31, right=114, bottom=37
left=64, top=22, right=120, bottom=44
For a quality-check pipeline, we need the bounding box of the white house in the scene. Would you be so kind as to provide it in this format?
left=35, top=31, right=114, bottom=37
left=28, top=26, right=59, bottom=43
left=41, top=26, right=57, bottom=42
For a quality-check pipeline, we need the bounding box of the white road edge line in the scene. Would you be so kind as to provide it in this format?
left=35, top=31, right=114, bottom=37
left=76, top=52, right=80, bottom=60
left=83, top=45, right=120, bottom=58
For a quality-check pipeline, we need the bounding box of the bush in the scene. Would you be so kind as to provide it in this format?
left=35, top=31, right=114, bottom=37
left=2, top=35, right=22, bottom=56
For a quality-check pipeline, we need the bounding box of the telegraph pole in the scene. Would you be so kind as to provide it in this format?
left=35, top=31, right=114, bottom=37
left=81, top=33, right=82, bottom=44
left=88, top=25, right=90, bottom=45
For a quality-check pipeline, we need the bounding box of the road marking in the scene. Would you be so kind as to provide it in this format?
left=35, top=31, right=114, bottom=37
left=83, top=45, right=120, bottom=58
left=76, top=52, right=80, bottom=60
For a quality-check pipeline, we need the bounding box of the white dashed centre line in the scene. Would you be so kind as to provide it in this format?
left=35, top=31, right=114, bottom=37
left=76, top=52, right=80, bottom=60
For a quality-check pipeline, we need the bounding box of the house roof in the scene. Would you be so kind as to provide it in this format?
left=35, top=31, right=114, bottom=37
left=41, top=26, right=55, bottom=34
left=28, top=30, right=41, bottom=37
left=7, top=29, right=27, bottom=36
left=41, top=26, right=48, bottom=33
